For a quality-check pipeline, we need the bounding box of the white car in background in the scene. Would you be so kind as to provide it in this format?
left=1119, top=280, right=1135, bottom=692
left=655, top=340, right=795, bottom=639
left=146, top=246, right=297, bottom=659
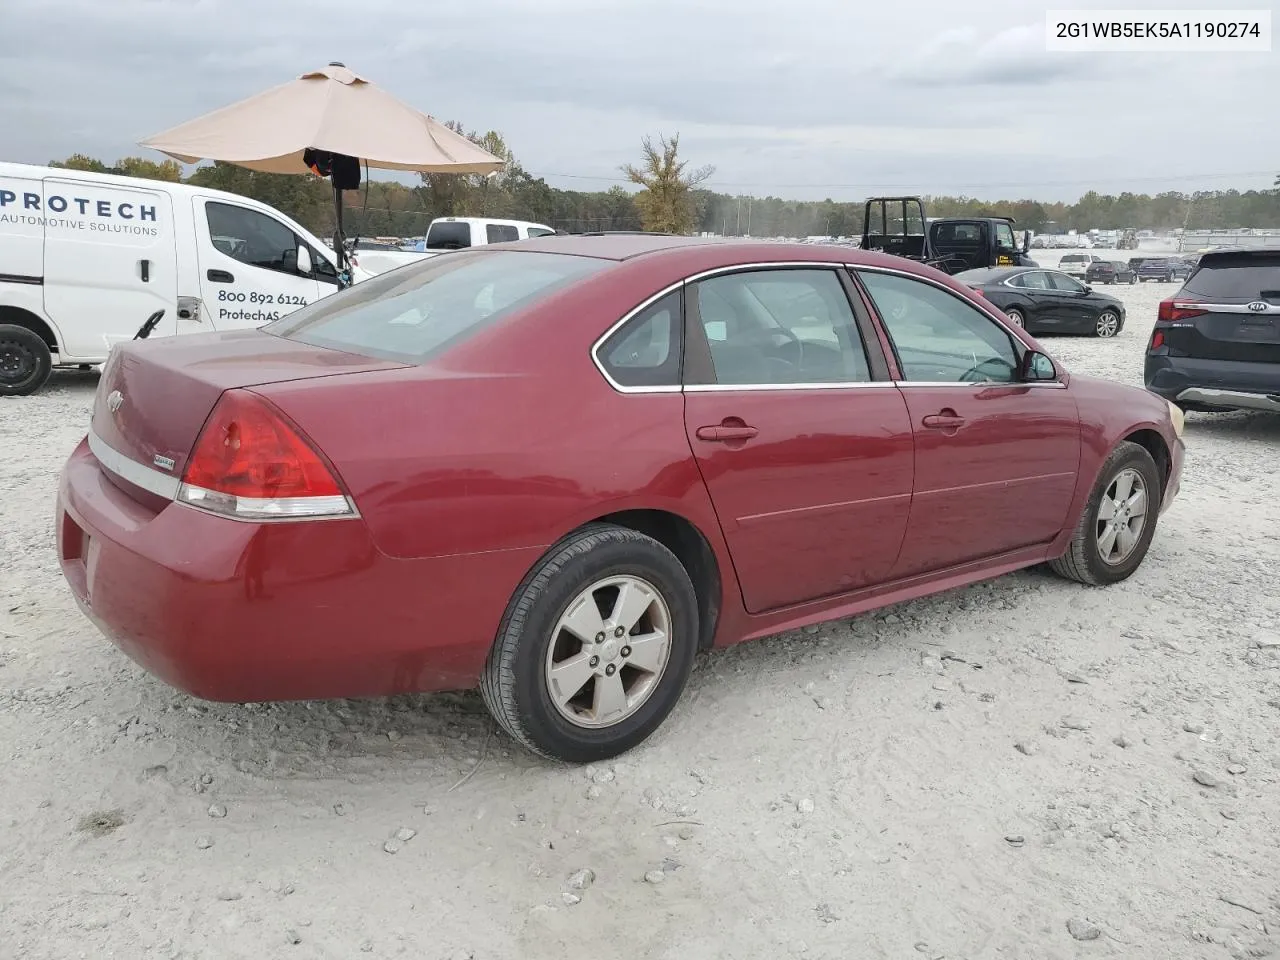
left=1059, top=252, right=1106, bottom=278
left=353, top=217, right=556, bottom=275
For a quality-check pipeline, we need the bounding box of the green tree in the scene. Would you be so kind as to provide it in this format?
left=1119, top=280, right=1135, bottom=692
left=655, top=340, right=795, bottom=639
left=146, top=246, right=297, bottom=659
left=49, top=153, right=111, bottom=173
left=115, top=156, right=184, bottom=182
left=621, top=134, right=714, bottom=234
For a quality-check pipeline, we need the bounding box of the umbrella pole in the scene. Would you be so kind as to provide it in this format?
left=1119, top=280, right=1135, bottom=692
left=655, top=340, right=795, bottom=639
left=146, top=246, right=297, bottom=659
left=333, top=184, right=351, bottom=288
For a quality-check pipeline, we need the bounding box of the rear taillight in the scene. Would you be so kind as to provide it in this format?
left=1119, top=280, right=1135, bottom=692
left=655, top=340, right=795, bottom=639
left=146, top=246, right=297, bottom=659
left=1157, top=297, right=1207, bottom=323
left=1150, top=330, right=1165, bottom=350
left=178, top=390, right=355, bottom=520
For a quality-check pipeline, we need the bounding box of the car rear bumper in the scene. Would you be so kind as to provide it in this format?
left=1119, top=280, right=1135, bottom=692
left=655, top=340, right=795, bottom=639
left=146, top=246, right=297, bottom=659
left=56, top=437, right=543, bottom=702
left=1146, top=355, right=1280, bottom=412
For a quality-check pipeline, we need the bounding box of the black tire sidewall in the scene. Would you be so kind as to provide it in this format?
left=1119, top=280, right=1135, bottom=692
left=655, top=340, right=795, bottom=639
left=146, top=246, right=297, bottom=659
left=0, top=325, right=53, bottom=397
left=502, top=533, right=699, bottom=763
left=1080, top=446, right=1161, bottom=584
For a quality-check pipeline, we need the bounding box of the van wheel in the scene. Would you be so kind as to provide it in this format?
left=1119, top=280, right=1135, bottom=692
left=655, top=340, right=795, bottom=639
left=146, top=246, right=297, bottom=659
left=480, top=523, right=699, bottom=763
left=0, top=325, right=53, bottom=397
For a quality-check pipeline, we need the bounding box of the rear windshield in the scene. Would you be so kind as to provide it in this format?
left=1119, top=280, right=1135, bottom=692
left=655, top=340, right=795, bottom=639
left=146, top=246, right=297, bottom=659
left=1061, top=254, right=1086, bottom=262
left=265, top=250, right=609, bottom=364
left=425, top=221, right=472, bottom=250
left=1183, top=252, right=1280, bottom=301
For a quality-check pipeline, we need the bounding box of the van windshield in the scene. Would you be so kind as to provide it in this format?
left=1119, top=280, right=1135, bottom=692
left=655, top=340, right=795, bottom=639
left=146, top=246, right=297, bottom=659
left=265, top=250, right=610, bottom=364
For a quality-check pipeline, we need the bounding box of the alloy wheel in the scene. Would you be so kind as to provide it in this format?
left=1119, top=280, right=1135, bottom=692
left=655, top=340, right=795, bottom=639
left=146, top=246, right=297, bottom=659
left=1096, top=468, right=1147, bottom=565
left=1095, top=311, right=1120, bottom=338
left=544, top=575, right=673, bottom=728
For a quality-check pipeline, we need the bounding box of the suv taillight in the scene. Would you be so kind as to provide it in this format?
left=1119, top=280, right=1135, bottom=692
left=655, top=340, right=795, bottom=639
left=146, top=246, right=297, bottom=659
left=1157, top=297, right=1207, bottom=324
left=178, top=390, right=355, bottom=520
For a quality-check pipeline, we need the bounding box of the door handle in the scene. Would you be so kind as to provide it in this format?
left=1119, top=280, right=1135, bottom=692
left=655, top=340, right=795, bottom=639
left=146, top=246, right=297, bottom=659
left=922, top=412, right=966, bottom=430
left=140, top=259, right=151, bottom=283
left=206, top=269, right=235, bottom=283
left=696, top=424, right=759, bottom=442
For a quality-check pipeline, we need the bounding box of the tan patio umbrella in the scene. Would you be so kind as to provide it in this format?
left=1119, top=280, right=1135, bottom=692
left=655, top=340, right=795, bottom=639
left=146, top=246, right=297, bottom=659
left=140, top=63, right=505, bottom=282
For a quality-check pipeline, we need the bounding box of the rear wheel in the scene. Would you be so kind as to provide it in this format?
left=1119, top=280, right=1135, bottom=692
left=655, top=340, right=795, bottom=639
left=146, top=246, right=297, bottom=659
left=480, top=523, right=699, bottom=763
left=1049, top=441, right=1161, bottom=586
left=1129, top=274, right=1137, bottom=284
left=1005, top=307, right=1026, bottom=328
left=1094, top=310, right=1121, bottom=338
left=0, top=325, right=53, bottom=397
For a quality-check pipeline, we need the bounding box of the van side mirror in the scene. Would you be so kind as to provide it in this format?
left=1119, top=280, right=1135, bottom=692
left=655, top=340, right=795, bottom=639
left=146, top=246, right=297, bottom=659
left=1022, top=230, right=1031, bottom=254
left=295, top=245, right=313, bottom=276
left=1019, top=349, right=1057, bottom=382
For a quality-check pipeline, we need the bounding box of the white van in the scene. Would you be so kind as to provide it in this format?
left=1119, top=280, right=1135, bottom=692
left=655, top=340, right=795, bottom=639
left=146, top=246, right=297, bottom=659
left=353, top=216, right=557, bottom=276
left=0, top=161, right=352, bottom=396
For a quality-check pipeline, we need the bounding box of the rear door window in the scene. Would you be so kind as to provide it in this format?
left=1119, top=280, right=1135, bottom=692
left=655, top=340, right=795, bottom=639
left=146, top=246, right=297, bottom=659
left=266, top=250, right=609, bottom=363
left=485, top=223, right=520, bottom=244
left=1183, top=253, right=1280, bottom=302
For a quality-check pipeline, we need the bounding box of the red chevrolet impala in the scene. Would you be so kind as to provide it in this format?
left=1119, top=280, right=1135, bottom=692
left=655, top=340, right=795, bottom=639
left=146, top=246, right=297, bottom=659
left=56, top=236, right=1184, bottom=761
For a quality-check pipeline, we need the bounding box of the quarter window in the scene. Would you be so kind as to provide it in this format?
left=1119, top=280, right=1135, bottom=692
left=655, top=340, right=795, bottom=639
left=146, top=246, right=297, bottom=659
left=692, top=269, right=871, bottom=385
left=858, top=271, right=1019, bottom=384
left=205, top=202, right=309, bottom=277
left=1047, top=272, right=1085, bottom=293
left=598, top=291, right=682, bottom=388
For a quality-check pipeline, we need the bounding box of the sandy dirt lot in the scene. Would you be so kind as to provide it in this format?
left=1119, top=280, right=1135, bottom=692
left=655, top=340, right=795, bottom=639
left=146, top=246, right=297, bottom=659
left=2, top=249, right=1278, bottom=960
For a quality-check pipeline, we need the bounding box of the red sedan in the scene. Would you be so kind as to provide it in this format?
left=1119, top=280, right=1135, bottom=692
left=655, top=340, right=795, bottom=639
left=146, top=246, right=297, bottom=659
left=57, top=236, right=1184, bottom=762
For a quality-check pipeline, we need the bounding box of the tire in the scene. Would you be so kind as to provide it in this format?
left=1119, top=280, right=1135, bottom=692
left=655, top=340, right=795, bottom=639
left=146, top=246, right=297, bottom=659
left=1049, top=441, right=1161, bottom=586
left=1129, top=274, right=1137, bottom=284
left=1094, top=310, right=1121, bottom=338
left=479, top=523, right=699, bottom=763
left=0, top=324, right=53, bottom=397
left=1005, top=307, right=1026, bottom=329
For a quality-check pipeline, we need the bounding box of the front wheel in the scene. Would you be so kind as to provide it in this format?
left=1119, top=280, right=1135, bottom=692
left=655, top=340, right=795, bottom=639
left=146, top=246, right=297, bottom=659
left=1049, top=441, right=1161, bottom=586
left=1094, top=310, right=1121, bottom=338
left=480, top=523, right=699, bottom=763
left=1005, top=307, right=1026, bottom=328
left=0, top=324, right=53, bottom=397
left=1129, top=274, right=1137, bottom=284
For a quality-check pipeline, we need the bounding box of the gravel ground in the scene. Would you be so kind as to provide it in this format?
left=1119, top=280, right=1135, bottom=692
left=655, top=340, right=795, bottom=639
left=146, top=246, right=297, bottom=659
left=2, top=249, right=1278, bottom=960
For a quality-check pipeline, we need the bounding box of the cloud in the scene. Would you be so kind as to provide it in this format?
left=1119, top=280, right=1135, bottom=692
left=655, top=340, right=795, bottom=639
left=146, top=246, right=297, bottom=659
left=1, top=0, right=1274, bottom=202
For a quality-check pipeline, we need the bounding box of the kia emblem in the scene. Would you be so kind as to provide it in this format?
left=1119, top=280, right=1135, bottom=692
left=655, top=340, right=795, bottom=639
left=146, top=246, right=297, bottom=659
left=106, top=389, right=123, bottom=413
left=1247, top=301, right=1268, bottom=312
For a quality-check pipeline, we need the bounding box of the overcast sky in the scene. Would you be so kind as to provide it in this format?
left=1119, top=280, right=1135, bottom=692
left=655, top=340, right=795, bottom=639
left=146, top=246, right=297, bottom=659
left=2, top=0, right=1275, bottom=202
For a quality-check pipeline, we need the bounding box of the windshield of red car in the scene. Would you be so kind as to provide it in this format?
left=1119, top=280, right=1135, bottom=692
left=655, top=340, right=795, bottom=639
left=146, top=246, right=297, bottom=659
left=265, top=250, right=610, bottom=364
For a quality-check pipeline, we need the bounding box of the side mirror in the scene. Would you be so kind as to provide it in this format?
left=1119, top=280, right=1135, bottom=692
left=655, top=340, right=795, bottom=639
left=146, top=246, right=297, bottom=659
left=1019, top=349, right=1057, bottom=382
left=295, top=245, right=313, bottom=275
left=1022, top=230, right=1031, bottom=254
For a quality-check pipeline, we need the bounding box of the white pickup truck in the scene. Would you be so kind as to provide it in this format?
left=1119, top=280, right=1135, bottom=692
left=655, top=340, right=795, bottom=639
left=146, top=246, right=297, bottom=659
left=353, top=216, right=556, bottom=275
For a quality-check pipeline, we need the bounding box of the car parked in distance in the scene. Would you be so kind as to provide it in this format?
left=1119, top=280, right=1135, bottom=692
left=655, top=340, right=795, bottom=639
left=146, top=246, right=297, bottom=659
left=1059, top=253, right=1105, bottom=278
left=1136, top=257, right=1193, bottom=283
left=1146, top=246, right=1280, bottom=414
left=57, top=237, right=1184, bottom=762
left=955, top=266, right=1127, bottom=337
left=1086, top=260, right=1137, bottom=285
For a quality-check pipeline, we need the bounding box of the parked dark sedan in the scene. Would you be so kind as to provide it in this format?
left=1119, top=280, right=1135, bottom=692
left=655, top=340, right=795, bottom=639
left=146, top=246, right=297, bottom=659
left=1137, top=257, right=1193, bottom=283
left=955, top=267, right=1127, bottom=337
left=1086, top=260, right=1137, bottom=285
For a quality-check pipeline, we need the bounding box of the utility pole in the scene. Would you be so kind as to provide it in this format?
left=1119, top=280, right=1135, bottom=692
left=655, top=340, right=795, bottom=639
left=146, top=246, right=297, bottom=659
left=736, top=196, right=742, bottom=235
left=747, top=198, right=752, bottom=237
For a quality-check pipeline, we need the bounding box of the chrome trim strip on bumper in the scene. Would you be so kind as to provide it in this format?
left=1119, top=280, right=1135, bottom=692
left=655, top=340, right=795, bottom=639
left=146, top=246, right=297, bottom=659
left=87, top=429, right=181, bottom=500
left=1176, top=388, right=1280, bottom=412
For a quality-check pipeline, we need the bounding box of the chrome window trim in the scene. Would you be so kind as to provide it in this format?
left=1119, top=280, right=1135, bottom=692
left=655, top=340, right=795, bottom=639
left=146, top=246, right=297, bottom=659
left=589, top=260, right=871, bottom=396
left=684, top=381, right=893, bottom=393
left=894, top=380, right=1068, bottom=389
left=88, top=429, right=181, bottom=500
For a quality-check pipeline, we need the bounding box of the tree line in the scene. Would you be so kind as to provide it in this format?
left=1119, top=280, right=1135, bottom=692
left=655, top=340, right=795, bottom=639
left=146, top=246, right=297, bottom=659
left=46, top=132, right=1280, bottom=239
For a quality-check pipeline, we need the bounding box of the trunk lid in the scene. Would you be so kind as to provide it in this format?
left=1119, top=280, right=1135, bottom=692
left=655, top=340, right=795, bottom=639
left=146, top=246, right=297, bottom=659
left=1163, top=251, right=1280, bottom=363
left=91, top=330, right=406, bottom=496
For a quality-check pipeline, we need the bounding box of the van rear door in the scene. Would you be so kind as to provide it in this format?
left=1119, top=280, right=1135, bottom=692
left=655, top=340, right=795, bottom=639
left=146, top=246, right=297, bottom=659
left=42, top=177, right=177, bottom=358
left=193, top=197, right=324, bottom=330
